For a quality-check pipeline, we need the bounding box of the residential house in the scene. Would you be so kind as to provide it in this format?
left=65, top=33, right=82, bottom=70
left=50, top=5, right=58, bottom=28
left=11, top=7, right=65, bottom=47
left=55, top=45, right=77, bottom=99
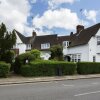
left=14, top=23, right=100, bottom=62
left=67, top=23, right=100, bottom=62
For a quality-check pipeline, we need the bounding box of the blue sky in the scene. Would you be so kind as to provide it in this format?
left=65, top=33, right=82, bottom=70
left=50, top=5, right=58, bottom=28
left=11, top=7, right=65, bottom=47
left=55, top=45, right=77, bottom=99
left=0, top=0, right=100, bottom=36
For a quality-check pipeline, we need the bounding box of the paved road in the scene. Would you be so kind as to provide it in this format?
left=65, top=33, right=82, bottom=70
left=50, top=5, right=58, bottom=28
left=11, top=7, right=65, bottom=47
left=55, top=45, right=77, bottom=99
left=0, top=78, right=100, bottom=100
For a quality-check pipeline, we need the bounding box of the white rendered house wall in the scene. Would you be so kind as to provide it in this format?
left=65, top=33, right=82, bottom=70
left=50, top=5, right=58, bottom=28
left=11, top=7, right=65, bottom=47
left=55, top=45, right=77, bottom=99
left=15, top=33, right=26, bottom=54
left=88, top=29, right=100, bottom=62
left=40, top=51, right=51, bottom=60
left=67, top=44, right=89, bottom=62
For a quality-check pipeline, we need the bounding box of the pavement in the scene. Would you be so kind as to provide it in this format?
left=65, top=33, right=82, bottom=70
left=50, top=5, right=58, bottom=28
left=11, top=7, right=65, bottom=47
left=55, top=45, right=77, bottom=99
left=1, top=74, right=100, bottom=85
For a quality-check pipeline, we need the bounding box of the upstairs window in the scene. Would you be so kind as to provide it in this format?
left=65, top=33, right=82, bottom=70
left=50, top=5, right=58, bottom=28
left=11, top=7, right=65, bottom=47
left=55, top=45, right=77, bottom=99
left=63, top=41, right=69, bottom=47
left=26, top=44, right=31, bottom=50
left=41, top=43, right=50, bottom=49
left=97, top=36, right=100, bottom=45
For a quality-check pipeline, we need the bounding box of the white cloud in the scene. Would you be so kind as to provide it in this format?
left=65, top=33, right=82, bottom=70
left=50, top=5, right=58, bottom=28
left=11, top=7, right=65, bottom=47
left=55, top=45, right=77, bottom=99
left=30, top=0, right=37, bottom=4
left=0, top=0, right=36, bottom=35
left=83, top=10, right=98, bottom=23
left=47, top=0, right=79, bottom=9
left=32, top=8, right=81, bottom=31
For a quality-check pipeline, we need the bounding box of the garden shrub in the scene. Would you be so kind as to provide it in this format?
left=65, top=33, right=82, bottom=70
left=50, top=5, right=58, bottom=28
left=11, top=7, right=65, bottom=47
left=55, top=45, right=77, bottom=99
left=0, top=61, right=10, bottom=77
left=30, top=49, right=41, bottom=60
left=77, top=62, right=100, bottom=74
left=14, top=52, right=34, bottom=74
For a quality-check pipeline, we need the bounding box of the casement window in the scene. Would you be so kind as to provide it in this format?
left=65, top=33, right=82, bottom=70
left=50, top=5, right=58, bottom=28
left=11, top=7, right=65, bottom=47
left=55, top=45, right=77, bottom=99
left=63, top=41, right=69, bottom=47
left=97, top=36, right=100, bottom=45
left=71, top=54, right=81, bottom=62
left=41, top=43, right=50, bottom=49
left=26, top=44, right=31, bottom=49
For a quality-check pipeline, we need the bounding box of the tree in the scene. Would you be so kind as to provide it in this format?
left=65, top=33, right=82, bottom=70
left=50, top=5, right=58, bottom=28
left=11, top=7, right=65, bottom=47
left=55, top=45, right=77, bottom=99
left=49, top=45, right=63, bottom=61
left=30, top=49, right=41, bottom=60
left=0, top=23, right=16, bottom=62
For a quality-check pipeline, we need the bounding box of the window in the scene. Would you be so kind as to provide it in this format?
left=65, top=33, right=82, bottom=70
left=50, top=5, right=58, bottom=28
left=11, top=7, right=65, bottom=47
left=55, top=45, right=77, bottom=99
left=93, top=56, right=96, bottom=62
left=71, top=54, right=81, bottom=62
left=26, top=44, right=31, bottom=50
left=41, top=43, right=50, bottom=49
left=63, top=41, right=69, bottom=47
left=97, top=37, right=100, bottom=45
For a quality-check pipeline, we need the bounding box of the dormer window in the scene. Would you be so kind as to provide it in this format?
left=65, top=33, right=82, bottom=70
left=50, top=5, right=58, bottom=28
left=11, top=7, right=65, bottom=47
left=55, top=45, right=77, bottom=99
left=63, top=41, right=69, bottom=47
left=97, top=36, right=100, bottom=45
left=41, top=43, right=50, bottom=49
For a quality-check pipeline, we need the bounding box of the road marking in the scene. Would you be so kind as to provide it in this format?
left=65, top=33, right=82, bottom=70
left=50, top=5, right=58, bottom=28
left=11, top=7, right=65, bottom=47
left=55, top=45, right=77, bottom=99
left=62, top=84, right=74, bottom=87
left=74, top=91, right=100, bottom=97
left=92, top=82, right=99, bottom=85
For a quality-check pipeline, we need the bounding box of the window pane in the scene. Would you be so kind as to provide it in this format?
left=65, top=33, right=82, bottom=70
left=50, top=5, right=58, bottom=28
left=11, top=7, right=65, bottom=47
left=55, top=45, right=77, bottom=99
left=41, top=43, right=50, bottom=49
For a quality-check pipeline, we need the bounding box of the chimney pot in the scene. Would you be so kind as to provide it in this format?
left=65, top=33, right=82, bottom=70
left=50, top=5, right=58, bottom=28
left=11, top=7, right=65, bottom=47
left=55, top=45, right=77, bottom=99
left=76, top=25, right=84, bottom=33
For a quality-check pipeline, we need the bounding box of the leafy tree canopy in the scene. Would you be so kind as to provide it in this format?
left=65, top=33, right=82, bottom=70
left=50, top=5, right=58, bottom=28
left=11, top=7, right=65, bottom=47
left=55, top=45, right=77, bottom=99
left=0, top=23, right=16, bottom=53
left=49, top=45, right=63, bottom=61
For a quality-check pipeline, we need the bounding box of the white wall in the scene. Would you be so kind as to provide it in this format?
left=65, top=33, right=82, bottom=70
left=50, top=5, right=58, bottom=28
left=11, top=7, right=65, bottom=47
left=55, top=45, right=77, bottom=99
left=88, top=29, right=100, bottom=62
left=17, top=44, right=26, bottom=54
left=15, top=33, right=26, bottom=54
left=67, top=44, right=89, bottom=62
left=88, top=36, right=97, bottom=62
left=40, top=51, right=51, bottom=60
left=63, top=47, right=68, bottom=55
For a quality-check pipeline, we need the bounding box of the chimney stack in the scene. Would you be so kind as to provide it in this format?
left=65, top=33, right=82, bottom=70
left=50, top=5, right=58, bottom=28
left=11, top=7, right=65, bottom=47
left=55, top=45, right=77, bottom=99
left=76, top=25, right=84, bottom=33
left=32, top=30, right=36, bottom=37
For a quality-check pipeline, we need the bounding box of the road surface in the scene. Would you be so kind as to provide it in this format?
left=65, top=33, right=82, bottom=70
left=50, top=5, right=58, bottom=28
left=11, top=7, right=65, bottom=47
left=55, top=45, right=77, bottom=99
left=0, top=78, right=100, bottom=100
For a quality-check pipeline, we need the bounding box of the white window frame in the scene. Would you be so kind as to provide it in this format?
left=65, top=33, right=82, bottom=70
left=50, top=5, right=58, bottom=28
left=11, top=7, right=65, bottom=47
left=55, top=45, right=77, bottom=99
left=41, top=43, right=50, bottom=49
left=26, top=44, right=31, bottom=50
left=71, top=54, right=81, bottom=62
left=97, top=36, right=100, bottom=45
left=63, top=41, right=69, bottom=47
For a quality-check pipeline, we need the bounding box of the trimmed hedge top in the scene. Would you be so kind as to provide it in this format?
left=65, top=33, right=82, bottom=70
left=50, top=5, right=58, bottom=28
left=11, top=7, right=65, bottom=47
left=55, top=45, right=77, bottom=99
left=77, top=62, right=100, bottom=74
left=0, top=61, right=10, bottom=77
left=21, top=61, right=76, bottom=77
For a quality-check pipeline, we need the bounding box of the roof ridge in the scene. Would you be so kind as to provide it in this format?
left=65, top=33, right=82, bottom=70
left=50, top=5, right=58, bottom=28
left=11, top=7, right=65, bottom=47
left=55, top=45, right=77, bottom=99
left=15, top=30, right=26, bottom=38
left=37, top=34, right=57, bottom=37
left=84, top=23, right=100, bottom=30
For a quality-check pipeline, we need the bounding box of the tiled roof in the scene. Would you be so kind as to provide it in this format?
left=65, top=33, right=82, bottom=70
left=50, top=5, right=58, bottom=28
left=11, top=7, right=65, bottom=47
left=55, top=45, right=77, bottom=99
left=15, top=23, right=100, bottom=49
left=68, top=23, right=100, bottom=48
left=32, top=34, right=58, bottom=50
left=15, top=30, right=34, bottom=44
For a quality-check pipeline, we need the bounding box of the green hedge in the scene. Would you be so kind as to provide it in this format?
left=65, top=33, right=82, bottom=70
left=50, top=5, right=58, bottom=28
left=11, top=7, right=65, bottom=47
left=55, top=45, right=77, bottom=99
left=0, top=62, right=10, bottom=77
left=77, top=62, right=100, bottom=74
left=20, top=61, right=76, bottom=77
left=14, top=52, right=34, bottom=74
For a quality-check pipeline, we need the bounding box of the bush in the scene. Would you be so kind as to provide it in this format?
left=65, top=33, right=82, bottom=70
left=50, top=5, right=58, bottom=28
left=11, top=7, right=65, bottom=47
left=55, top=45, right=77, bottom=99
left=30, top=49, right=41, bottom=60
left=14, top=52, right=34, bottom=74
left=20, top=61, right=76, bottom=77
left=77, top=62, right=100, bottom=74
left=49, top=45, right=63, bottom=61
left=0, top=61, right=10, bottom=77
